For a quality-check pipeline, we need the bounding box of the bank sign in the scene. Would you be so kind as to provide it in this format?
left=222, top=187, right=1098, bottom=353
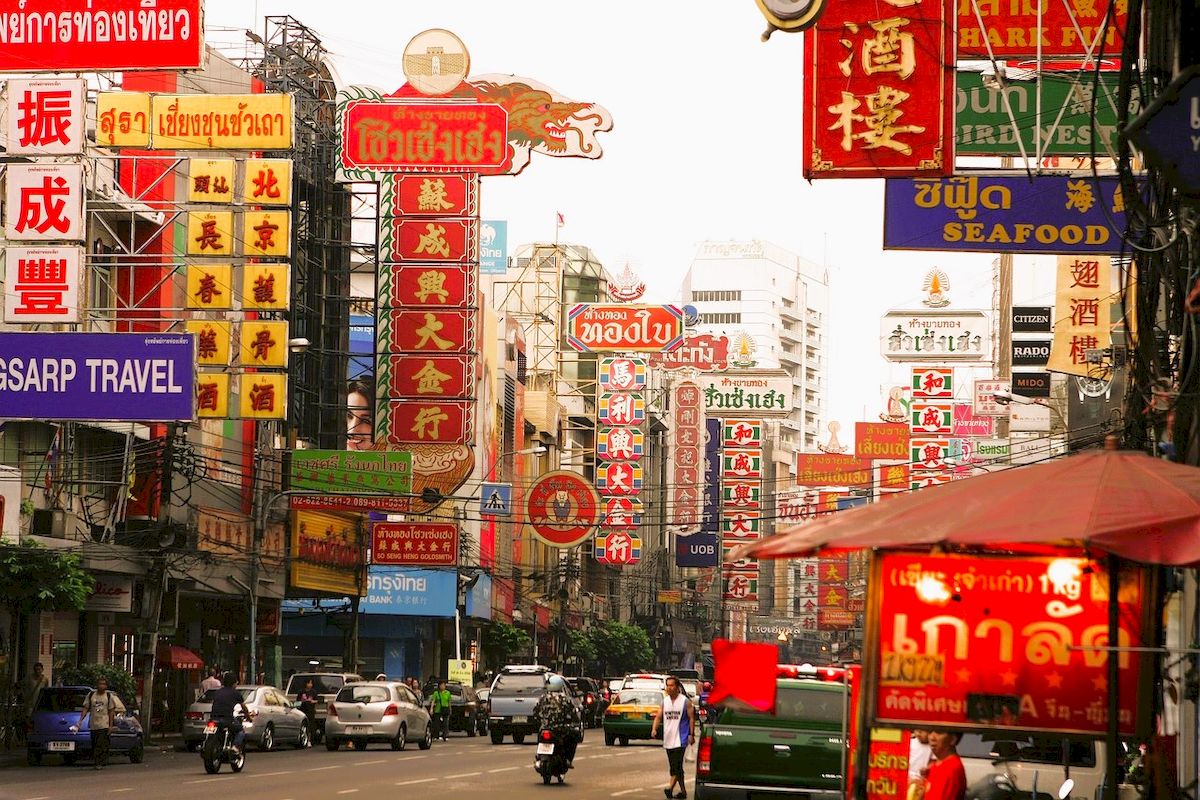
left=883, top=175, right=1128, bottom=254
left=360, top=567, right=455, bottom=617
left=0, top=332, right=194, bottom=421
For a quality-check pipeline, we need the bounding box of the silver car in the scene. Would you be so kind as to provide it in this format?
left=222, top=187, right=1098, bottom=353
left=182, top=685, right=311, bottom=752
left=325, top=681, right=433, bottom=752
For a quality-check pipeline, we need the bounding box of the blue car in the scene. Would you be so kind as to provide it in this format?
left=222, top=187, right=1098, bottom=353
left=26, top=686, right=145, bottom=766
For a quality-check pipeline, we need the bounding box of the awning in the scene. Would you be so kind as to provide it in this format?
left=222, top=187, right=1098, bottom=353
left=156, top=644, right=204, bottom=671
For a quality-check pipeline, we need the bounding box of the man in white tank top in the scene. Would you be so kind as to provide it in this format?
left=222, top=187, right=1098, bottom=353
left=651, top=676, right=697, bottom=799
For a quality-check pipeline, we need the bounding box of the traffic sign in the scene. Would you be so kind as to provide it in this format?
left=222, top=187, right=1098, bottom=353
left=480, top=482, right=513, bottom=517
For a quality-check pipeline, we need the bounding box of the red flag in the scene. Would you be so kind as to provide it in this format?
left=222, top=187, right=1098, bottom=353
left=707, top=638, right=778, bottom=712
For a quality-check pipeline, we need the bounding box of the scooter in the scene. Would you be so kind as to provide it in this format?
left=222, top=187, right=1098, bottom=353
left=200, top=712, right=252, bottom=774
left=534, top=728, right=569, bottom=785
left=966, top=743, right=1075, bottom=800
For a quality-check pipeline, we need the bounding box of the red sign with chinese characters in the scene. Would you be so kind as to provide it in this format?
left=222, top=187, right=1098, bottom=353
left=371, top=522, right=458, bottom=566
left=802, top=0, right=955, bottom=178
left=377, top=310, right=475, bottom=354
left=379, top=263, right=476, bottom=309
left=0, top=1, right=205, bottom=73
left=341, top=100, right=510, bottom=173
left=378, top=400, right=473, bottom=446
left=383, top=355, right=472, bottom=399
left=387, top=219, right=476, bottom=263
left=388, top=173, right=479, bottom=216
left=957, top=5, right=1127, bottom=59
left=875, top=553, right=1148, bottom=735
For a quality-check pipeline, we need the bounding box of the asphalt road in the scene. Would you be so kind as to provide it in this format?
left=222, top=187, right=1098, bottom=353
left=0, top=733, right=680, bottom=800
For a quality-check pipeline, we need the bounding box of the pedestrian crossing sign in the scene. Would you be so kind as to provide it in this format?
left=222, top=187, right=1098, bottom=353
left=480, top=482, right=513, bottom=516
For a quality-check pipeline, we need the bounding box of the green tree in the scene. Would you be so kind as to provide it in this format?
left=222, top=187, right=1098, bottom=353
left=566, top=628, right=597, bottom=668
left=0, top=541, right=94, bottom=742
left=57, top=663, right=137, bottom=705
left=586, top=621, right=655, bottom=676
left=482, top=622, right=531, bottom=667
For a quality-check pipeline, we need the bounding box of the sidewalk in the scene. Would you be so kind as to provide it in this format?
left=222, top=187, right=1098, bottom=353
left=0, top=732, right=187, bottom=768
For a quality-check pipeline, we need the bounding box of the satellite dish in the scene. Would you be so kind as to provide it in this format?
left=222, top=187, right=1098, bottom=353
left=683, top=304, right=701, bottom=326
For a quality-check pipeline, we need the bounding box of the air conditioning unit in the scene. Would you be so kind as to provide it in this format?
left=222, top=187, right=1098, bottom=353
left=30, top=508, right=80, bottom=538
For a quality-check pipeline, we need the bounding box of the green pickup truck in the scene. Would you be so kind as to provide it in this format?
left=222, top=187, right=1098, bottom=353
left=696, top=667, right=848, bottom=800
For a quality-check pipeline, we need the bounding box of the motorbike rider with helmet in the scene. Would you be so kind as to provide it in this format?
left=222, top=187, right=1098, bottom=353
left=210, top=672, right=254, bottom=753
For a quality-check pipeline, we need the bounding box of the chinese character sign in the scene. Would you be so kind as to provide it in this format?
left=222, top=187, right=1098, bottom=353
left=803, top=0, right=955, bottom=178
left=188, top=159, right=236, bottom=203
left=5, top=79, right=86, bottom=156
left=1047, top=256, right=1112, bottom=378
left=722, top=417, right=764, bottom=603
left=2, top=246, right=82, bottom=323
left=595, top=357, right=648, bottom=566
left=669, top=380, right=704, bottom=528
left=5, top=164, right=85, bottom=241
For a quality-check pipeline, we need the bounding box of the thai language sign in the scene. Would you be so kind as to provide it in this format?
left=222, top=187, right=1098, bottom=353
left=795, top=454, right=871, bottom=488
left=956, top=2, right=1127, bottom=59
left=340, top=99, right=509, bottom=173
left=290, top=450, right=413, bottom=496
left=875, top=552, right=1148, bottom=735
left=882, top=311, right=991, bottom=361
left=96, top=92, right=294, bottom=150
left=855, top=422, right=909, bottom=460
left=0, top=332, right=194, bottom=421
left=0, top=0, right=204, bottom=72
left=884, top=175, right=1128, bottom=254
left=371, top=522, right=458, bottom=567
left=648, top=333, right=730, bottom=372
left=566, top=304, right=684, bottom=353
left=802, top=0, right=954, bottom=178
left=697, top=370, right=793, bottom=417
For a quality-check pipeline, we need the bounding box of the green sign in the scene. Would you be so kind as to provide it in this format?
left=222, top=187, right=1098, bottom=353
left=290, top=450, right=412, bottom=495
left=955, top=72, right=1129, bottom=157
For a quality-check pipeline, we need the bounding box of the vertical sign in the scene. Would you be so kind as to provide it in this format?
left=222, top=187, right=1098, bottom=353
left=5, top=163, right=85, bottom=242
left=678, top=417, right=721, bottom=568
left=479, top=220, right=508, bottom=275
left=2, top=246, right=83, bottom=323
left=594, top=357, right=647, bottom=566
left=1047, top=256, right=1112, bottom=378
left=6, top=79, right=86, bottom=156
left=722, top=418, right=763, bottom=603
left=670, top=380, right=704, bottom=528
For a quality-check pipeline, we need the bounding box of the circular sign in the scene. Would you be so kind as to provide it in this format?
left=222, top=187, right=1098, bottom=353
left=402, top=29, right=470, bottom=96
left=526, top=470, right=602, bottom=548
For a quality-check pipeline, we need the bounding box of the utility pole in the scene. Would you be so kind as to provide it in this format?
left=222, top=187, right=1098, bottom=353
left=996, top=157, right=1015, bottom=439
left=140, top=422, right=175, bottom=739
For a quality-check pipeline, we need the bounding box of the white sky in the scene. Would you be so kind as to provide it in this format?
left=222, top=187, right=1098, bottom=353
left=203, top=2, right=1058, bottom=434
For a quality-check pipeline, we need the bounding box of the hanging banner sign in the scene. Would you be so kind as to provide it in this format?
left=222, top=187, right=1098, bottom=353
left=884, top=175, right=1128, bottom=254
left=1047, top=256, right=1113, bottom=377
left=4, top=163, right=85, bottom=242
left=96, top=93, right=294, bottom=150
left=1012, top=340, right=1052, bottom=366
left=951, top=403, right=995, bottom=437
left=911, top=400, right=954, bottom=435
left=598, top=357, right=648, bottom=391
left=2, top=246, right=82, bottom=323
left=378, top=263, right=477, bottom=309
left=957, top=5, right=1127, bottom=59
left=339, top=99, right=510, bottom=173
left=648, top=333, right=731, bottom=372
left=697, top=371, right=793, bottom=417
left=0, top=0, right=205, bottom=73
left=386, top=173, right=479, bottom=217
left=526, top=470, right=602, bottom=548
left=802, top=0, right=955, bottom=179
left=973, top=379, right=1012, bottom=416
left=911, top=366, right=954, bottom=398
left=5, top=78, right=86, bottom=155
left=375, top=399, right=473, bottom=446
left=566, top=304, right=684, bottom=353
left=290, top=450, right=413, bottom=496
left=875, top=552, right=1148, bottom=735
left=1014, top=372, right=1052, bottom=398
left=1013, top=306, right=1053, bottom=333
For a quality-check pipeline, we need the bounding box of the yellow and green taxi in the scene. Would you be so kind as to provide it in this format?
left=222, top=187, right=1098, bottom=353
left=602, top=687, right=664, bottom=746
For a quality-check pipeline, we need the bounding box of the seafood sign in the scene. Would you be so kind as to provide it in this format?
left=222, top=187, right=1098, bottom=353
left=875, top=552, right=1148, bottom=735
left=566, top=304, right=684, bottom=353
left=0, top=0, right=203, bottom=72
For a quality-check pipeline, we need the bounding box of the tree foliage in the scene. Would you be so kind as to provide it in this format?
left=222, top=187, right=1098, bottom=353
left=482, top=622, right=532, bottom=665
left=566, top=628, right=597, bottom=666
left=586, top=621, right=655, bottom=676
left=57, top=663, right=137, bottom=705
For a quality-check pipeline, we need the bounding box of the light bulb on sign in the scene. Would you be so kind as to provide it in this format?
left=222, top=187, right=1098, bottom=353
left=915, top=575, right=952, bottom=605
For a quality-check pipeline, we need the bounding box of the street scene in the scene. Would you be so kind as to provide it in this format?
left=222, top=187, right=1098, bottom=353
left=1, top=2, right=1199, bottom=800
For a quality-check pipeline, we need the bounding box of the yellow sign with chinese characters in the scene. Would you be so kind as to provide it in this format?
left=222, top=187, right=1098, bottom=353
left=186, top=212, right=236, bottom=257
left=240, top=320, right=289, bottom=368
left=186, top=320, right=233, bottom=366
left=291, top=510, right=363, bottom=596
left=242, top=264, right=290, bottom=311
left=196, top=372, right=231, bottom=419
left=97, top=93, right=295, bottom=150
left=243, top=159, right=293, bottom=206
left=1047, top=256, right=1113, bottom=378
left=188, top=159, right=236, bottom=204
left=239, top=373, right=288, bottom=419
left=242, top=211, right=291, bottom=258
left=185, top=264, right=233, bottom=309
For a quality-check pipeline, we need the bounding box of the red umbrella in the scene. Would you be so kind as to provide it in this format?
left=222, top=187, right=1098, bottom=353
left=739, top=441, right=1200, bottom=565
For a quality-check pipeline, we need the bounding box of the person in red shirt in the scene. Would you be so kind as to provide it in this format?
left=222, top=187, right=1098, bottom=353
left=923, top=730, right=967, bottom=800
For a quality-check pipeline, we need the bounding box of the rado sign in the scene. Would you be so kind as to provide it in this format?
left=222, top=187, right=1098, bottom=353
left=1012, top=340, right=1051, bottom=366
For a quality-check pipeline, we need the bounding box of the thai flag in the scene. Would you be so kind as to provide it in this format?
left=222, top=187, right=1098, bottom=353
left=556, top=212, right=565, bottom=228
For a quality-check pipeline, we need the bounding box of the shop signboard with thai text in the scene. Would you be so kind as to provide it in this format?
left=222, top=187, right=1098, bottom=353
left=96, top=93, right=293, bottom=150
left=874, top=552, right=1149, bottom=735
left=361, top=567, right=455, bottom=617
left=855, top=422, right=909, bottom=460
left=882, top=311, right=990, bottom=361
left=802, top=0, right=954, bottom=179
left=951, top=404, right=994, bottom=437
left=566, top=304, right=684, bottom=353
left=291, top=510, right=364, bottom=596
left=648, top=333, right=730, bottom=372
left=795, top=454, right=871, bottom=488
left=339, top=100, right=510, bottom=173
left=697, top=371, right=793, bottom=417
left=884, top=176, right=1128, bottom=254
left=973, top=379, right=1012, bottom=417
left=0, top=0, right=205, bottom=73
left=290, top=450, right=413, bottom=496
left=371, top=522, right=458, bottom=567
left=956, top=3, right=1127, bottom=59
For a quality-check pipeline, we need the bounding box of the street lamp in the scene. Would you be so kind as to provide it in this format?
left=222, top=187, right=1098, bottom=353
left=990, top=388, right=1067, bottom=428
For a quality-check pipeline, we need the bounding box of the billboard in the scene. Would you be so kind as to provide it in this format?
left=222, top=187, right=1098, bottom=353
left=290, top=450, right=413, bottom=496
left=697, top=370, right=793, bottom=417
left=566, top=304, right=684, bottom=353
left=339, top=100, right=510, bottom=173
left=371, top=522, right=457, bottom=567
left=96, top=92, right=293, bottom=150
left=361, top=567, right=455, bottom=617
left=0, top=332, right=194, bottom=421
left=957, top=6, right=1127, bottom=59
left=1047, top=256, right=1112, bottom=378
left=290, top=510, right=363, bottom=596
left=2, top=246, right=82, bottom=323
left=480, top=220, right=508, bottom=275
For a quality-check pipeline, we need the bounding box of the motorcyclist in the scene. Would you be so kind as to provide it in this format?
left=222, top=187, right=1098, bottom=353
left=533, top=681, right=581, bottom=768
left=210, top=672, right=254, bottom=753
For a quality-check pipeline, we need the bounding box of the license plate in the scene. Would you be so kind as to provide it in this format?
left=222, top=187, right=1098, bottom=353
left=512, top=715, right=528, bottom=724
left=625, top=712, right=642, bottom=719
left=345, top=725, right=370, bottom=735
left=49, top=741, right=75, bottom=752
left=536, top=742, right=555, bottom=755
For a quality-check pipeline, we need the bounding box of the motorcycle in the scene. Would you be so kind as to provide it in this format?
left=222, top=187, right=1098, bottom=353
left=200, top=712, right=251, bottom=774
left=966, top=743, right=1075, bottom=800
left=534, top=728, right=569, bottom=785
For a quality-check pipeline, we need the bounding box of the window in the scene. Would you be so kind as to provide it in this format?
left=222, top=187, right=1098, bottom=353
left=337, top=685, right=389, bottom=704
left=691, top=290, right=742, bottom=302
left=717, top=684, right=845, bottom=727
left=704, top=313, right=742, bottom=325
left=493, top=674, right=545, bottom=693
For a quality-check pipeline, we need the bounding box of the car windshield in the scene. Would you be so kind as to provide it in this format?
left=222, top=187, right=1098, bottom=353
left=617, top=690, right=662, bottom=706
left=681, top=681, right=700, bottom=698
left=622, top=679, right=664, bottom=690
left=197, top=688, right=254, bottom=703
left=286, top=674, right=346, bottom=695
left=957, top=734, right=1096, bottom=767
left=718, top=684, right=845, bottom=726
left=37, top=689, right=89, bottom=712
left=493, top=674, right=545, bottom=694
left=337, top=686, right=389, bottom=704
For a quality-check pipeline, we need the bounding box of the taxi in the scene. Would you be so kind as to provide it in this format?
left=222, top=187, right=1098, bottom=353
left=602, top=687, right=664, bottom=746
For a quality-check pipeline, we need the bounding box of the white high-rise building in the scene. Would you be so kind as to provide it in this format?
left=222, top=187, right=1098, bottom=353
left=679, top=240, right=831, bottom=463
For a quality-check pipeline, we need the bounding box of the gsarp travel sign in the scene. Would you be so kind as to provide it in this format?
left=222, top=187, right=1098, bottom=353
left=883, top=175, right=1128, bottom=254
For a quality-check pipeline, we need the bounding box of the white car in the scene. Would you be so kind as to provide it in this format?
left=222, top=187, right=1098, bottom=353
left=182, top=685, right=310, bottom=752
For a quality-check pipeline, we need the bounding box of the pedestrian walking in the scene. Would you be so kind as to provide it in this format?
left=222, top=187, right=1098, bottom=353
left=70, top=677, right=125, bottom=770
left=650, top=676, right=697, bottom=799
left=430, top=680, right=452, bottom=741
left=296, top=679, right=318, bottom=747
left=923, top=730, right=967, bottom=800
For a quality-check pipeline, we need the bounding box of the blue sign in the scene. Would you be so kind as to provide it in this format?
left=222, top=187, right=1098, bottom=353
left=0, top=332, right=195, bottom=421
left=676, top=530, right=720, bottom=568
left=678, top=417, right=721, bottom=568
left=464, top=573, right=493, bottom=620
left=1124, top=66, right=1200, bottom=199
left=348, top=314, right=374, bottom=379
left=361, top=567, right=455, bottom=617
left=480, top=220, right=508, bottom=275
left=480, top=482, right=513, bottom=516
left=883, top=175, right=1129, bottom=254
left=836, top=496, right=869, bottom=511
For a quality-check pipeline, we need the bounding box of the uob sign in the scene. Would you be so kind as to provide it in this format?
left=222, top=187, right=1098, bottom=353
left=676, top=530, right=719, bottom=567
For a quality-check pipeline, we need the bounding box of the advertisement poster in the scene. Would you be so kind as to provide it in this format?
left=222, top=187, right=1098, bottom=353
left=291, top=510, right=363, bottom=596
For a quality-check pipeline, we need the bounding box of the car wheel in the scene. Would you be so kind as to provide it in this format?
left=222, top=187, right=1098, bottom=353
left=418, top=725, right=433, bottom=750
left=619, top=735, right=628, bottom=747
left=325, top=737, right=341, bottom=752
left=259, top=723, right=274, bottom=752
left=128, top=741, right=145, bottom=764
left=354, top=737, right=368, bottom=752
left=391, top=724, right=407, bottom=751
left=466, top=721, right=476, bottom=737
left=295, top=722, right=311, bottom=749
left=490, top=730, right=504, bottom=745
left=185, top=740, right=200, bottom=752
left=26, top=749, right=41, bottom=766
left=605, top=733, right=615, bottom=746
left=62, top=754, right=76, bottom=766
left=513, top=732, right=525, bottom=745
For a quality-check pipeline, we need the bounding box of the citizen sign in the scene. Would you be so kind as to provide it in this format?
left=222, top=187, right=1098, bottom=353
left=1012, top=306, right=1052, bottom=333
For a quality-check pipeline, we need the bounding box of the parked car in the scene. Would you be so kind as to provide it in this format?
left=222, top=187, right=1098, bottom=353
left=602, top=687, right=664, bottom=746
left=182, top=685, right=310, bottom=752
left=26, top=686, right=144, bottom=766
left=566, top=677, right=606, bottom=727
left=283, top=671, right=362, bottom=744
left=421, top=679, right=487, bottom=737
left=324, top=681, right=432, bottom=752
